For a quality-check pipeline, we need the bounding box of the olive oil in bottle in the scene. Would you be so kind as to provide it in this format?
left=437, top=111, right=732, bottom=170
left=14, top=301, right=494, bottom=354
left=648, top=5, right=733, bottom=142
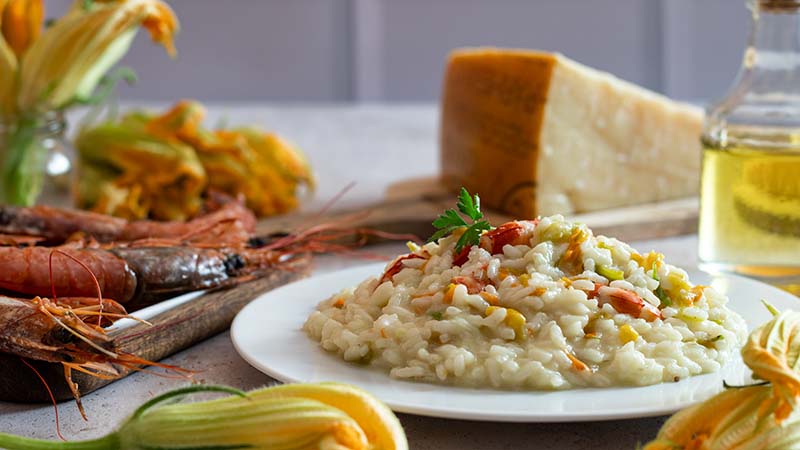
left=699, top=141, right=800, bottom=294
left=699, top=0, right=800, bottom=294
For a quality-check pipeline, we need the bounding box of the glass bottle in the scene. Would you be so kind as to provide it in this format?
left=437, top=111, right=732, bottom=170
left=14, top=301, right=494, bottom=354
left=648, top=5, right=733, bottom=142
left=699, top=0, right=800, bottom=295
left=0, top=111, right=72, bottom=206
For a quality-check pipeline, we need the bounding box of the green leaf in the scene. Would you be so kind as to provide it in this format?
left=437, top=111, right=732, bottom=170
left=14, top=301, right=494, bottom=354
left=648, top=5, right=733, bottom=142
left=473, top=193, right=482, bottom=219
left=430, top=187, right=492, bottom=249
left=456, top=220, right=491, bottom=252
left=432, top=209, right=466, bottom=229
left=428, top=226, right=458, bottom=243
left=456, top=187, right=483, bottom=221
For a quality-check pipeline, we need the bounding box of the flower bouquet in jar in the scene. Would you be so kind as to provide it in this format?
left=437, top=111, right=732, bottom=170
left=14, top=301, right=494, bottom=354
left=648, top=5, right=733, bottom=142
left=0, top=0, right=178, bottom=206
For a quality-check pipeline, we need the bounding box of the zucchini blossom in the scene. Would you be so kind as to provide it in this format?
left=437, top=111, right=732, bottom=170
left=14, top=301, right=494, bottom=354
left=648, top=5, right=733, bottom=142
left=0, top=383, right=408, bottom=450
left=17, top=0, right=178, bottom=113
left=0, top=0, right=178, bottom=206
left=76, top=100, right=315, bottom=219
left=644, top=310, right=800, bottom=450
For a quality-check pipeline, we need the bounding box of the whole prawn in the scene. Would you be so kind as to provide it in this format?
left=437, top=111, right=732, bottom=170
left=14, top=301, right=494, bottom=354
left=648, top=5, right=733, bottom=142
left=0, top=218, right=409, bottom=310
left=0, top=295, right=187, bottom=417
left=0, top=196, right=255, bottom=245
left=0, top=245, right=288, bottom=310
left=0, top=185, right=418, bottom=312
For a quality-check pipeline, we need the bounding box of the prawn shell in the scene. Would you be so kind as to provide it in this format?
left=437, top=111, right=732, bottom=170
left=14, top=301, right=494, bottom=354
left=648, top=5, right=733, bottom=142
left=0, top=200, right=255, bottom=245
left=480, top=221, right=537, bottom=255
left=0, top=205, right=125, bottom=244
left=0, top=247, right=137, bottom=303
left=110, top=246, right=244, bottom=308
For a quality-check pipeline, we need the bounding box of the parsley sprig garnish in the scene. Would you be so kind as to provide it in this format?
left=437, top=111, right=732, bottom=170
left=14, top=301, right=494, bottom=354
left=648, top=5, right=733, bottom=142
left=429, top=188, right=492, bottom=252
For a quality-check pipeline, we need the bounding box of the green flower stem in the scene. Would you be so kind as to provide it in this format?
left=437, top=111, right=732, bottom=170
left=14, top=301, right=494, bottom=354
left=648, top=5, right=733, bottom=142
left=0, top=432, right=119, bottom=450
left=0, top=116, right=49, bottom=206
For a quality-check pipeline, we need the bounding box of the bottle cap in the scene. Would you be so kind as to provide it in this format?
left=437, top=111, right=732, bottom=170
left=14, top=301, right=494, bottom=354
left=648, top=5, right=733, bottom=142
left=759, top=0, right=800, bottom=11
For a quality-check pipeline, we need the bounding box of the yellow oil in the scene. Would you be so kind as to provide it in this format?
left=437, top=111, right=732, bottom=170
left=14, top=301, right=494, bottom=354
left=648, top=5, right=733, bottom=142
left=698, top=142, right=800, bottom=296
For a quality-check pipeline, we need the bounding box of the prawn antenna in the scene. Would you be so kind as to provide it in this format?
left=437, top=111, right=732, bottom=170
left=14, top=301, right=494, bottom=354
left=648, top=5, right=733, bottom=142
left=20, top=358, right=67, bottom=442
left=50, top=249, right=106, bottom=327
left=316, top=181, right=356, bottom=218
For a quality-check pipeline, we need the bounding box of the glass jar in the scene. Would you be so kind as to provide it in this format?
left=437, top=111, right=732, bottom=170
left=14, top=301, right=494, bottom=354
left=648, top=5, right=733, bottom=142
left=699, top=0, right=800, bottom=295
left=0, top=111, right=73, bottom=206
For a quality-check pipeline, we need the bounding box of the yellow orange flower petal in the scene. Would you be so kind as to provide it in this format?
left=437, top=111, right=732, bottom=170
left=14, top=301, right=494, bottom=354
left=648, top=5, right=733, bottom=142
left=141, top=1, right=177, bottom=57
left=145, top=99, right=206, bottom=139
left=17, top=0, right=179, bottom=112
left=1, top=0, right=43, bottom=58
left=0, top=30, right=16, bottom=116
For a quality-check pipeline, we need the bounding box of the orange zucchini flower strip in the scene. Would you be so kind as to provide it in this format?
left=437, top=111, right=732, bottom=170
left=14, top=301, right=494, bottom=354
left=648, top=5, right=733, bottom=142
left=17, top=0, right=178, bottom=113
left=643, top=310, right=800, bottom=450
left=0, top=0, right=43, bottom=58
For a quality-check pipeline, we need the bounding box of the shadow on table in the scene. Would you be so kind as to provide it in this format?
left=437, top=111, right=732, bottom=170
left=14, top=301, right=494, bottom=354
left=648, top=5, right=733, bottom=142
left=398, top=413, right=669, bottom=450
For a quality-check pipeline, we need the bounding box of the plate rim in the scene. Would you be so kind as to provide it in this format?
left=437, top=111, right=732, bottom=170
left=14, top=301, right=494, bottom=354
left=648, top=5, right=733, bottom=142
left=231, top=262, right=795, bottom=422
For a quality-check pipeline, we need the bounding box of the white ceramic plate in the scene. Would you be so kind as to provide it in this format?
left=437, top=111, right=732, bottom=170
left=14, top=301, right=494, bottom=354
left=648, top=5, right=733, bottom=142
left=231, top=262, right=798, bottom=422
left=108, top=291, right=205, bottom=332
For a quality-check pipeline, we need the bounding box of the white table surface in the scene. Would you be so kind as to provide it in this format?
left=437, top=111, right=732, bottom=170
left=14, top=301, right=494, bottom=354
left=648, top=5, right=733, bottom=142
left=0, top=104, right=701, bottom=449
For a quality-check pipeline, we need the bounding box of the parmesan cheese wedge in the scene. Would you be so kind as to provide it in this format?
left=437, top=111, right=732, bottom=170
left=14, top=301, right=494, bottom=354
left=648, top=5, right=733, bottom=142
left=440, top=48, right=703, bottom=217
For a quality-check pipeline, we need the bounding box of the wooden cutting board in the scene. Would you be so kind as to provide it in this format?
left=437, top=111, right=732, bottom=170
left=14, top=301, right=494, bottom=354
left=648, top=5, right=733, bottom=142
left=256, top=177, right=700, bottom=243
left=0, top=255, right=310, bottom=403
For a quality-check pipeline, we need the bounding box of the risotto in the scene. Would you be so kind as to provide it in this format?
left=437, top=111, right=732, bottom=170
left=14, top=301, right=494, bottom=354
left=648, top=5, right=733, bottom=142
left=304, top=215, right=747, bottom=389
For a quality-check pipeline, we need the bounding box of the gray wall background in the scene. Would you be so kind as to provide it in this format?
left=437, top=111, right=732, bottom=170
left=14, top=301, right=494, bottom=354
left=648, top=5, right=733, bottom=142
left=45, top=0, right=752, bottom=102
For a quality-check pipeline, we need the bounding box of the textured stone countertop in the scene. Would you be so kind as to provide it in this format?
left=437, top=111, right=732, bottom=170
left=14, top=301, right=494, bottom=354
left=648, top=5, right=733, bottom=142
left=0, top=104, right=701, bottom=449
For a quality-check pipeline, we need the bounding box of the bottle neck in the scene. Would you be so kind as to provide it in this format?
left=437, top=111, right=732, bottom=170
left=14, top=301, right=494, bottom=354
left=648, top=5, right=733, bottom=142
left=703, top=1, right=800, bottom=148
left=748, top=1, right=800, bottom=66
